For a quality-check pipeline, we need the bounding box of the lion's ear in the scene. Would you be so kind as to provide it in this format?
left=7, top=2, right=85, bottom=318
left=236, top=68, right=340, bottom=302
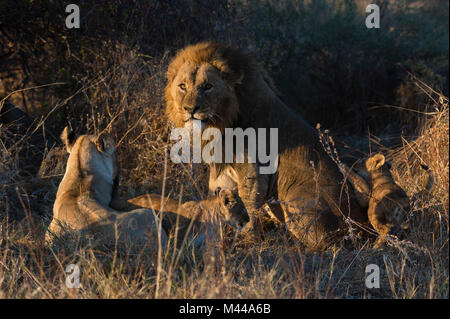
left=95, top=133, right=116, bottom=155
left=223, top=69, right=244, bottom=86
left=213, top=59, right=244, bottom=86
left=366, top=153, right=385, bottom=171
left=60, top=126, right=76, bottom=153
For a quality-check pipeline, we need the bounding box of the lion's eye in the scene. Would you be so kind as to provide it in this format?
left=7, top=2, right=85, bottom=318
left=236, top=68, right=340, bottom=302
left=178, top=83, right=186, bottom=91
left=204, top=83, right=213, bottom=90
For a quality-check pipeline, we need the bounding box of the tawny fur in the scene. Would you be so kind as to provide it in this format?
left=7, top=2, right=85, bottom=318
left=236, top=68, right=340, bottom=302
left=340, top=153, right=433, bottom=247
left=129, top=189, right=247, bottom=226
left=46, top=127, right=168, bottom=248
left=128, top=189, right=249, bottom=246
left=165, top=42, right=366, bottom=250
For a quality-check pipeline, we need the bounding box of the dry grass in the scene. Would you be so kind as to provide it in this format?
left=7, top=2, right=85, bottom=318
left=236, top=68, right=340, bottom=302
left=0, top=0, right=448, bottom=299
left=0, top=73, right=448, bottom=298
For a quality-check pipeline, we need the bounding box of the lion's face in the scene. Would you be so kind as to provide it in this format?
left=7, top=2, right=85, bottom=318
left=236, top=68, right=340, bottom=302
left=215, top=188, right=249, bottom=230
left=166, top=60, right=240, bottom=132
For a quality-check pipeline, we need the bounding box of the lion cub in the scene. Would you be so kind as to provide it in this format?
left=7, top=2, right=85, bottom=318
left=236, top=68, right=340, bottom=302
left=46, top=127, right=167, bottom=248
left=128, top=188, right=249, bottom=245
left=340, top=154, right=411, bottom=247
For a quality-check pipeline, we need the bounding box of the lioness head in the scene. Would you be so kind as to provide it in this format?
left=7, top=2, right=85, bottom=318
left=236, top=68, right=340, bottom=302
left=60, top=127, right=120, bottom=201
left=214, top=188, right=249, bottom=230
left=165, top=42, right=255, bottom=132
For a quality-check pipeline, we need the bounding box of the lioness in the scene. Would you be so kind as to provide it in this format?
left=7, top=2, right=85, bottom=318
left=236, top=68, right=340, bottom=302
left=340, top=153, right=433, bottom=247
left=128, top=188, right=249, bottom=246
left=165, top=42, right=366, bottom=250
left=46, top=127, right=168, bottom=248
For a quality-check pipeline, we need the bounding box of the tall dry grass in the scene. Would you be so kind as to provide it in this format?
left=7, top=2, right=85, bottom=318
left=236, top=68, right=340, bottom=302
left=0, top=82, right=447, bottom=298
left=0, top=0, right=448, bottom=299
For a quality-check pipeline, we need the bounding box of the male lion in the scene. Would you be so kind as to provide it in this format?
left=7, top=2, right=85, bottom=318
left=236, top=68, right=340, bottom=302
left=165, top=42, right=366, bottom=250
left=340, top=153, right=433, bottom=247
left=46, top=127, right=168, bottom=249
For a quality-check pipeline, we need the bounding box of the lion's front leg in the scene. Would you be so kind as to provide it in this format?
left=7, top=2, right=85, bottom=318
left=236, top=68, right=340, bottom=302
left=234, top=163, right=269, bottom=238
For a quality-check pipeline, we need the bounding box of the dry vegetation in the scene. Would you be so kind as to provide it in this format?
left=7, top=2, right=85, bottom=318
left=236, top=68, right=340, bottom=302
left=0, top=0, right=448, bottom=298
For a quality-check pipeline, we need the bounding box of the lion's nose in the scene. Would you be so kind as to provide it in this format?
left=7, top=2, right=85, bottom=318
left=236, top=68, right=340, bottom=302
left=184, top=105, right=199, bottom=114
